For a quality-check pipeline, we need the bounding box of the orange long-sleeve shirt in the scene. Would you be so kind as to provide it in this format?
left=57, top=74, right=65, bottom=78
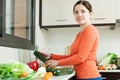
left=51, top=25, right=101, bottom=79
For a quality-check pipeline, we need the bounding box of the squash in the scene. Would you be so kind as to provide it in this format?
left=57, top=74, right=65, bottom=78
left=34, top=51, right=47, bottom=63
left=47, top=67, right=74, bottom=76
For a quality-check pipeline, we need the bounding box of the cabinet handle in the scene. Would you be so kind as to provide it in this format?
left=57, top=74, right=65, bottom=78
left=56, top=19, right=68, bottom=22
left=102, top=77, right=107, bottom=80
left=93, top=18, right=106, bottom=20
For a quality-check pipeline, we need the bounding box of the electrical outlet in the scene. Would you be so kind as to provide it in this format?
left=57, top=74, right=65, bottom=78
left=116, top=19, right=120, bottom=23
left=116, top=19, right=120, bottom=27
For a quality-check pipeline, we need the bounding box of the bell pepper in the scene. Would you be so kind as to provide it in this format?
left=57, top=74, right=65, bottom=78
left=27, top=61, right=39, bottom=71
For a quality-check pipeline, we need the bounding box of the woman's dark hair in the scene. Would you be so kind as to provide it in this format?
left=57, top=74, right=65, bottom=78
left=73, top=0, right=92, bottom=13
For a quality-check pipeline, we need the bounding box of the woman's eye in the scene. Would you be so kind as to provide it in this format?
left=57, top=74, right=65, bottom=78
left=74, top=11, right=79, bottom=14
left=81, top=10, right=85, bottom=13
left=74, top=10, right=86, bottom=15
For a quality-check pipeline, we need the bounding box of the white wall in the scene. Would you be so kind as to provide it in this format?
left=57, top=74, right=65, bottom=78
left=97, top=26, right=120, bottom=60
left=0, top=46, right=18, bottom=62
left=0, top=46, right=35, bottom=63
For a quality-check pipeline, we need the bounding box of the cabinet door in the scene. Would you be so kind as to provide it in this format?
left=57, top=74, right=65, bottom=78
left=41, top=0, right=115, bottom=27
left=42, top=0, right=77, bottom=26
left=88, top=0, right=115, bottom=24
left=100, top=72, right=120, bottom=80
left=115, top=0, right=120, bottom=19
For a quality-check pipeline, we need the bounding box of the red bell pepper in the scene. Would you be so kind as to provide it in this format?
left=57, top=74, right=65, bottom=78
left=27, top=61, right=39, bottom=71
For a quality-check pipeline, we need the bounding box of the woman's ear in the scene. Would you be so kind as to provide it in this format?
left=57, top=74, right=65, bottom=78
left=89, top=11, right=93, bottom=18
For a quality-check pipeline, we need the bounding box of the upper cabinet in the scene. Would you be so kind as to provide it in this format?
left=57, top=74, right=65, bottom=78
left=40, top=0, right=76, bottom=27
left=40, top=0, right=116, bottom=28
left=115, top=0, right=120, bottom=19
left=89, top=0, right=115, bottom=25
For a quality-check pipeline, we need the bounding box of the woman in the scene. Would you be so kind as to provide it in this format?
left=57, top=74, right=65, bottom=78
left=40, top=0, right=102, bottom=80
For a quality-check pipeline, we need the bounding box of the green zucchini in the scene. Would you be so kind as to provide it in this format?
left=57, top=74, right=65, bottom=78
left=47, top=67, right=74, bottom=76
left=34, top=50, right=47, bottom=63
left=46, top=67, right=56, bottom=73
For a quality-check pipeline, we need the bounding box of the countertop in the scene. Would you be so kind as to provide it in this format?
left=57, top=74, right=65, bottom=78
left=50, top=71, right=75, bottom=80
left=99, top=69, right=120, bottom=72
left=48, top=70, right=120, bottom=80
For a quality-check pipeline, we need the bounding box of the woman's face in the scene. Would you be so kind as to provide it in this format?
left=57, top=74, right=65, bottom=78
left=73, top=4, right=92, bottom=26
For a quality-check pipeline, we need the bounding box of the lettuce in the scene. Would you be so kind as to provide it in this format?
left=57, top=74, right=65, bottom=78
left=0, top=61, right=34, bottom=80
left=98, top=52, right=117, bottom=65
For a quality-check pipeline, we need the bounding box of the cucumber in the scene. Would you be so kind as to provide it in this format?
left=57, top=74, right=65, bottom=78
left=54, top=67, right=74, bottom=76
left=46, top=67, right=56, bottom=73
left=47, top=67, right=74, bottom=76
left=34, top=50, right=47, bottom=63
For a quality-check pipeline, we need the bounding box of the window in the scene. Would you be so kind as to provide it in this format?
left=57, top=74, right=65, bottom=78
left=0, top=0, right=35, bottom=50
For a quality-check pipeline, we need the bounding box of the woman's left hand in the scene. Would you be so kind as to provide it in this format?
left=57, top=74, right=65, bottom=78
left=45, top=60, right=58, bottom=68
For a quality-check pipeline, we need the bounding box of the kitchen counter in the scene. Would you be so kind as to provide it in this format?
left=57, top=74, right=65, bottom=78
left=50, top=71, right=75, bottom=80
left=49, top=70, right=120, bottom=80
left=99, top=69, right=120, bottom=72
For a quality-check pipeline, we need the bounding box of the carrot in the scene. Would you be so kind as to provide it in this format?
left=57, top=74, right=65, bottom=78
left=43, top=72, right=53, bottom=80
left=21, top=72, right=28, bottom=77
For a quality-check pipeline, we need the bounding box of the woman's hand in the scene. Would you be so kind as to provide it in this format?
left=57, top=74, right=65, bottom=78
left=45, top=60, right=58, bottom=68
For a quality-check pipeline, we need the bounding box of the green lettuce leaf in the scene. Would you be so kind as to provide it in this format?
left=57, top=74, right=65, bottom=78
left=98, top=52, right=117, bottom=65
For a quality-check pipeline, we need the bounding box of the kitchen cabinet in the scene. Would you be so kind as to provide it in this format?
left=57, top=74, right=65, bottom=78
left=40, top=0, right=77, bottom=28
left=40, top=0, right=115, bottom=28
left=100, top=72, right=120, bottom=80
left=115, top=0, right=120, bottom=19
left=69, top=72, right=120, bottom=80
left=69, top=70, right=120, bottom=80
left=88, top=0, right=115, bottom=25
left=99, top=70, right=120, bottom=80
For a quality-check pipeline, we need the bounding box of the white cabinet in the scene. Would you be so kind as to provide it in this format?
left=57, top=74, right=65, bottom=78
left=41, top=0, right=77, bottom=26
left=115, top=0, right=120, bottom=19
left=88, top=0, right=115, bottom=24
left=41, top=0, right=115, bottom=27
